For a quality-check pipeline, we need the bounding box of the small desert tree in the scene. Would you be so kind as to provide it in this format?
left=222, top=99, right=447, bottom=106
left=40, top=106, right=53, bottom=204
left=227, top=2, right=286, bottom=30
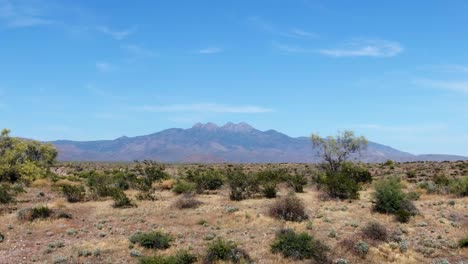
left=311, top=130, right=368, bottom=172
left=311, top=130, right=369, bottom=199
left=0, top=129, right=57, bottom=183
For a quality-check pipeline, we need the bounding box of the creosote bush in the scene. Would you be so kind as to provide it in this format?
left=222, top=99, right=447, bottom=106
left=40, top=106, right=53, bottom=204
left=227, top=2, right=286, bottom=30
left=269, top=195, right=308, bottom=222
left=61, top=184, right=85, bottom=203
left=271, top=228, right=329, bottom=262
left=204, top=238, right=251, bottom=264
left=226, top=167, right=259, bottom=201
left=172, top=180, right=196, bottom=194
left=186, top=168, right=224, bottom=194
left=139, top=250, right=197, bottom=264
left=372, top=176, right=417, bottom=223
left=361, top=221, right=388, bottom=242
left=286, top=173, right=308, bottom=193
left=129, top=231, right=172, bottom=249
left=111, top=189, right=136, bottom=208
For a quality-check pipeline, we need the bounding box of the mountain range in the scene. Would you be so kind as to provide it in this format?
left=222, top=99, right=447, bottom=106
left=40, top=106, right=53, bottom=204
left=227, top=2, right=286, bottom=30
left=51, top=122, right=468, bottom=163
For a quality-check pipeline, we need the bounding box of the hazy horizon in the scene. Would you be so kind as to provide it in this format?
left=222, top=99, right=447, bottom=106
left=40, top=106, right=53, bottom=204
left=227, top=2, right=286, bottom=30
left=1, top=1, right=467, bottom=156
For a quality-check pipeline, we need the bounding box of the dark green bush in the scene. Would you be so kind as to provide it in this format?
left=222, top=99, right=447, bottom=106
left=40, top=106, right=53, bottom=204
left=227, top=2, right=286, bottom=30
left=172, top=180, right=196, bottom=194
left=323, top=171, right=360, bottom=199
left=342, top=162, right=372, bottom=184
left=0, top=183, right=14, bottom=204
left=459, top=237, right=468, bottom=248
left=129, top=231, right=172, bottom=249
left=139, top=250, right=197, bottom=264
left=448, top=176, right=468, bottom=197
left=18, top=206, right=53, bottom=221
left=186, top=168, right=224, bottom=193
left=372, top=177, right=417, bottom=222
left=372, top=177, right=406, bottom=214
left=226, top=168, right=259, bottom=201
left=135, top=161, right=169, bottom=183
left=61, top=184, right=85, bottom=203
left=0, top=232, right=4, bottom=242
left=433, top=174, right=450, bottom=186
left=286, top=174, right=308, bottom=193
left=271, top=228, right=329, bottom=262
left=406, top=170, right=416, bottom=179
left=361, top=222, right=388, bottom=241
left=204, top=238, right=251, bottom=264
left=111, top=189, right=136, bottom=208
left=261, top=182, right=277, bottom=198
left=269, top=195, right=308, bottom=222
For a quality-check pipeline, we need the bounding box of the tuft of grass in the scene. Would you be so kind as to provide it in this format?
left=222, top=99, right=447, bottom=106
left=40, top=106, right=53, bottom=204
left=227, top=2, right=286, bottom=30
left=269, top=195, right=308, bottom=222
left=129, top=231, right=172, bottom=249
left=271, top=228, right=329, bottom=262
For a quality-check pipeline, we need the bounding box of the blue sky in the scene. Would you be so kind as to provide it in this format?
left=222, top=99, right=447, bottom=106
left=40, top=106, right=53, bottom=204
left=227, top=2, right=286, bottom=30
left=1, top=0, right=467, bottom=156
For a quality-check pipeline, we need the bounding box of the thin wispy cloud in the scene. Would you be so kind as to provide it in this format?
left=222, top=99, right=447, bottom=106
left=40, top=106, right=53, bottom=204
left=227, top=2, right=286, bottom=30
left=135, top=103, right=273, bottom=114
left=121, top=44, right=156, bottom=58
left=95, top=61, right=113, bottom=73
left=248, top=16, right=318, bottom=39
left=414, top=79, right=468, bottom=94
left=0, top=0, right=56, bottom=28
left=198, top=47, right=223, bottom=54
left=356, top=123, right=447, bottom=133
left=272, top=42, right=312, bottom=53
left=320, top=39, right=403, bottom=58
left=96, top=25, right=135, bottom=40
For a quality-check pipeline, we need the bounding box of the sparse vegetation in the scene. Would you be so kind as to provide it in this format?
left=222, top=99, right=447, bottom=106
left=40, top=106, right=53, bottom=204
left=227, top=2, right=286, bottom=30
left=174, top=194, right=203, bottom=209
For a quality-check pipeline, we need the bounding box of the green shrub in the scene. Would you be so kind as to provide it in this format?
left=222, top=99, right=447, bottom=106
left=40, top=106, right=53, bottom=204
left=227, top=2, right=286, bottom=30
left=18, top=205, right=53, bottom=221
left=204, top=238, right=251, bottom=264
left=111, top=189, right=136, bottom=208
left=286, top=174, right=308, bottom=193
left=406, top=170, right=416, bottom=179
left=0, top=184, right=14, bottom=204
left=61, top=184, right=85, bottom=203
left=459, top=237, right=468, bottom=248
left=129, top=231, right=172, bottom=249
left=269, top=195, right=308, bottom=222
left=139, top=250, right=197, bottom=264
left=342, top=162, right=372, bottom=184
left=361, top=222, right=388, bottom=241
left=0, top=232, right=4, bottom=242
left=372, top=177, right=406, bottom=214
left=323, top=171, right=360, bottom=199
left=372, top=177, right=417, bottom=222
left=448, top=176, right=468, bottom=197
left=270, top=228, right=329, bottom=262
left=135, top=160, right=169, bottom=183
left=226, top=168, right=259, bottom=201
left=354, top=241, right=369, bottom=256
left=186, top=168, right=224, bottom=193
left=261, top=182, right=277, bottom=198
left=384, top=160, right=394, bottom=166
left=172, top=180, right=196, bottom=194
left=433, top=174, right=450, bottom=186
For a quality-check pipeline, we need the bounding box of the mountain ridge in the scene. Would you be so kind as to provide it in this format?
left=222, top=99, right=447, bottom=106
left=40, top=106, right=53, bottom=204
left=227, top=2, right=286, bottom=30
left=50, top=122, right=467, bottom=163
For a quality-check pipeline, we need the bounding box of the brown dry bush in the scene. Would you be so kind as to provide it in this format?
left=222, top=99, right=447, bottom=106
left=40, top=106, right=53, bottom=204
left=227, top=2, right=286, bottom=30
left=269, top=194, right=308, bottom=222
